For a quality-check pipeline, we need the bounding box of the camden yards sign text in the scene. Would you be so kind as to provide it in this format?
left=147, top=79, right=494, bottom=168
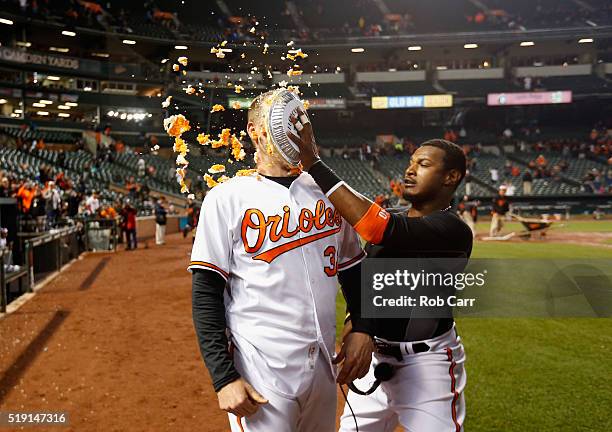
left=0, top=47, right=79, bottom=70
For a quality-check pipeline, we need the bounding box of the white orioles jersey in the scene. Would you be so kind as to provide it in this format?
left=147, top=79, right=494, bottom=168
left=189, top=172, right=365, bottom=397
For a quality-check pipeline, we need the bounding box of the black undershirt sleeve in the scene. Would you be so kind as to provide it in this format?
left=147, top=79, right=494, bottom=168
left=338, top=262, right=375, bottom=336
left=192, top=269, right=241, bottom=392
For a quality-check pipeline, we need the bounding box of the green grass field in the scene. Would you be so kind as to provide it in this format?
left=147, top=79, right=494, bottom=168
left=336, top=219, right=612, bottom=431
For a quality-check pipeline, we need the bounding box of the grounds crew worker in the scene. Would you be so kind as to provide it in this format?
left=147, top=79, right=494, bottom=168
left=490, top=185, right=510, bottom=237
left=289, top=110, right=473, bottom=432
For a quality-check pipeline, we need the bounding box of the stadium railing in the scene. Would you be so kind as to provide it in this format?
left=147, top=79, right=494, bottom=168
left=23, top=226, right=83, bottom=289
left=0, top=248, right=29, bottom=313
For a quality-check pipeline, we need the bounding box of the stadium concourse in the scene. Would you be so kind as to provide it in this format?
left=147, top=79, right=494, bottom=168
left=0, top=0, right=611, bottom=430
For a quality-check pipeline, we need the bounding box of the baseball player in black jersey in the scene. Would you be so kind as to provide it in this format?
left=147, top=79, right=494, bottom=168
left=289, top=111, right=472, bottom=432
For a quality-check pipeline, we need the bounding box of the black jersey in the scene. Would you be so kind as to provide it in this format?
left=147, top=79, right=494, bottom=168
left=364, top=208, right=473, bottom=341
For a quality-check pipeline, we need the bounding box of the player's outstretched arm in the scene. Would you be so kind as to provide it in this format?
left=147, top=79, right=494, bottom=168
left=287, top=112, right=372, bottom=225
left=288, top=111, right=390, bottom=244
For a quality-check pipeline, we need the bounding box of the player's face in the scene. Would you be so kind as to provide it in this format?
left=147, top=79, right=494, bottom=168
left=403, top=146, right=450, bottom=202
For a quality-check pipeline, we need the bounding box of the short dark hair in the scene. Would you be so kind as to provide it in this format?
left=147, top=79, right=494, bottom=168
left=420, top=139, right=466, bottom=186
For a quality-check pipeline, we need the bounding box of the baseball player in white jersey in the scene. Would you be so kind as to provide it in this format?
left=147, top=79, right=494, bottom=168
left=190, top=91, right=374, bottom=431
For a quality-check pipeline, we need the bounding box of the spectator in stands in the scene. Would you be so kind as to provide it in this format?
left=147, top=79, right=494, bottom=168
left=100, top=204, right=117, bottom=220
left=503, top=160, right=513, bottom=178
left=137, top=157, right=146, bottom=178
left=30, top=188, right=47, bottom=232
left=43, top=181, right=61, bottom=228
left=522, top=170, right=533, bottom=195
left=85, top=191, right=100, bottom=215
left=67, top=190, right=81, bottom=218
left=125, top=176, right=139, bottom=199
left=38, top=163, right=51, bottom=184
left=490, top=185, right=510, bottom=237
left=122, top=200, right=138, bottom=250
left=55, top=172, right=69, bottom=190
left=489, top=167, right=499, bottom=184
left=444, top=129, right=458, bottom=142
left=0, top=227, right=19, bottom=273
left=155, top=197, right=168, bottom=245
left=16, top=181, right=36, bottom=215
left=0, top=177, right=9, bottom=197
left=58, top=149, right=66, bottom=168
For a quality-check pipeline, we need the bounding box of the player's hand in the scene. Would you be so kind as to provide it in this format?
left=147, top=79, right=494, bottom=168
left=333, top=332, right=374, bottom=385
left=287, top=109, right=319, bottom=170
left=216, top=378, right=268, bottom=417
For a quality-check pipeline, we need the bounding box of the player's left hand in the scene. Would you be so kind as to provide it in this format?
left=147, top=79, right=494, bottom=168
left=287, top=109, right=319, bottom=170
left=333, top=332, right=374, bottom=385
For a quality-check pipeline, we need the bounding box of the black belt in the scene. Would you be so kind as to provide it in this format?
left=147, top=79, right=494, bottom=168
left=375, top=340, right=430, bottom=361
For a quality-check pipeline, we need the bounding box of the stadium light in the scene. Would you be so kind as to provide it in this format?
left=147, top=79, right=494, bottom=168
left=39, top=100, right=53, bottom=105
left=58, top=113, right=70, bottom=118
left=47, top=76, right=60, bottom=81
left=16, top=41, right=31, bottom=48
left=36, top=111, right=49, bottom=116
left=520, top=41, right=535, bottom=47
left=62, top=30, right=76, bottom=37
left=33, top=103, right=46, bottom=108
left=578, top=38, right=593, bottom=43
left=58, top=105, right=70, bottom=110
left=0, top=18, right=13, bottom=25
left=175, top=45, right=188, bottom=50
left=351, top=48, right=365, bottom=53
left=65, top=102, right=78, bottom=107
left=407, top=46, right=422, bottom=51
left=464, top=43, right=478, bottom=49
left=107, top=110, right=115, bottom=116
left=436, top=66, right=448, bottom=70
left=83, top=86, right=92, bottom=91
left=120, top=113, right=127, bottom=119
left=49, top=47, right=69, bottom=53
left=92, top=52, right=110, bottom=58
left=0, top=99, right=6, bottom=104
left=122, top=39, right=136, bottom=45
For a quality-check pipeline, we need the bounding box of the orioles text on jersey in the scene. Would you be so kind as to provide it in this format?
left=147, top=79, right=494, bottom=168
left=241, top=199, right=343, bottom=263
